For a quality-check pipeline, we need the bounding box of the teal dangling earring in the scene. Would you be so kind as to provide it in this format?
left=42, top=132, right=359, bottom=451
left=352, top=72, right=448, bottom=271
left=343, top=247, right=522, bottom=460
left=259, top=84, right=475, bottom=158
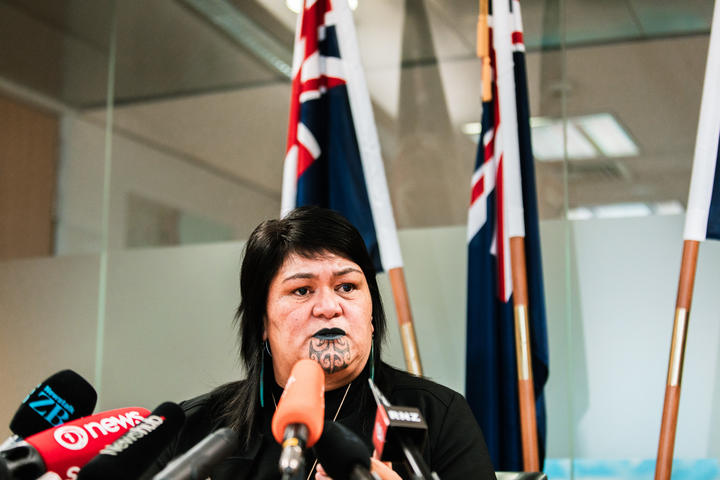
left=259, top=345, right=265, bottom=408
left=370, top=342, right=375, bottom=381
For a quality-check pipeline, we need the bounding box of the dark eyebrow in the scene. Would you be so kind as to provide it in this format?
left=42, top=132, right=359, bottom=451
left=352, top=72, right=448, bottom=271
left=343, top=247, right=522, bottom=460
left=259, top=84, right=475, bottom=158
left=281, top=267, right=362, bottom=283
left=334, top=267, right=362, bottom=277
left=282, top=272, right=316, bottom=283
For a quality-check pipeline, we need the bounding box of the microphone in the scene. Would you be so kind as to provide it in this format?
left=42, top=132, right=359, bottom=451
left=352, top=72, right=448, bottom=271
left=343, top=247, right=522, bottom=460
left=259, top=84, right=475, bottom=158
left=368, top=380, right=435, bottom=480
left=76, top=402, right=185, bottom=480
left=0, top=407, right=150, bottom=480
left=152, top=427, right=238, bottom=480
left=271, top=359, right=325, bottom=479
left=313, top=421, right=374, bottom=480
left=0, top=456, right=8, bottom=480
left=2, top=370, right=97, bottom=450
left=35, top=473, right=62, bottom=480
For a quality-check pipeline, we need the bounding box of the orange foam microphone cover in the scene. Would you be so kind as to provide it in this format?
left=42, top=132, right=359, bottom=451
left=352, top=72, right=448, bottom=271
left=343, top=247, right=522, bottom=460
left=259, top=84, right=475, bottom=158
left=271, top=359, right=325, bottom=447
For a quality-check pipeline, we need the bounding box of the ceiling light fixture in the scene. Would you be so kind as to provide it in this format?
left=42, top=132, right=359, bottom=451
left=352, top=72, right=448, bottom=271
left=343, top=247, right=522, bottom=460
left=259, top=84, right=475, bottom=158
left=462, top=112, right=640, bottom=162
left=567, top=200, right=684, bottom=221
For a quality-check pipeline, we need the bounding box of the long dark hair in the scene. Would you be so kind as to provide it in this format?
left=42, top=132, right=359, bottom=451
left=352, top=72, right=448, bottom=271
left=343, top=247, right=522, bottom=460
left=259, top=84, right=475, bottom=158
left=222, top=206, right=387, bottom=447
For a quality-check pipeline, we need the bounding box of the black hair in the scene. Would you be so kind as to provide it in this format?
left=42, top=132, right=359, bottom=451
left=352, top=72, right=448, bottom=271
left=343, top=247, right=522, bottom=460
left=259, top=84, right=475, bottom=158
left=222, top=206, right=386, bottom=446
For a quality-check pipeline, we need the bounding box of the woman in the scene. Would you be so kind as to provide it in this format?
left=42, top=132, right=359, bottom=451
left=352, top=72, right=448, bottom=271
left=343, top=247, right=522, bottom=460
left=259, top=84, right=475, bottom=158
left=149, top=206, right=496, bottom=479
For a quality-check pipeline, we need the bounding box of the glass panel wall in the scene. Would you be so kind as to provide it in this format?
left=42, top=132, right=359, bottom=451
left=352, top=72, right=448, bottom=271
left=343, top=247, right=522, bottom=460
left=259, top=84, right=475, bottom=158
left=97, top=0, right=286, bottom=410
left=1, top=1, right=718, bottom=478
left=558, top=1, right=718, bottom=478
left=0, top=0, right=115, bottom=431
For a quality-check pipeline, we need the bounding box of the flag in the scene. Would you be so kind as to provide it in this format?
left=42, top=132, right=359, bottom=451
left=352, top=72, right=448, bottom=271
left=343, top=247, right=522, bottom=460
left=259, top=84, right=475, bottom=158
left=281, top=0, right=402, bottom=273
left=466, top=0, right=549, bottom=471
left=684, top=0, right=720, bottom=242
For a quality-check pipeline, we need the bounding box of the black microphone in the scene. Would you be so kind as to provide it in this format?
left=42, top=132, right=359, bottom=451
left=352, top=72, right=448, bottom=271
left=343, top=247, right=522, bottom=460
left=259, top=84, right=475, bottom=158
left=368, top=380, right=435, bottom=480
left=152, top=428, right=239, bottom=480
left=3, top=370, right=97, bottom=450
left=0, top=456, right=9, bottom=480
left=314, top=421, right=374, bottom=480
left=76, top=402, right=185, bottom=480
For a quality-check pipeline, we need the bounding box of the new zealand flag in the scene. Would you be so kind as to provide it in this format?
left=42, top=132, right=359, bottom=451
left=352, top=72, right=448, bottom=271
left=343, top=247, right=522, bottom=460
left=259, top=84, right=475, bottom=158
left=684, top=0, right=720, bottom=242
left=466, top=0, right=549, bottom=471
left=281, top=0, right=402, bottom=273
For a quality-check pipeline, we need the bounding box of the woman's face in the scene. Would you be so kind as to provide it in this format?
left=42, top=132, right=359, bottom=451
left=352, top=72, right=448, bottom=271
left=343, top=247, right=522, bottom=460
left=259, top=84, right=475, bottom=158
left=264, top=251, right=374, bottom=390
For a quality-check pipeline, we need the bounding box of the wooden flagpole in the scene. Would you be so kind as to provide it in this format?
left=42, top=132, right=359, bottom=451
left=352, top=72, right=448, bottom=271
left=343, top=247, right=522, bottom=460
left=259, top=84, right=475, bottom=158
left=484, top=0, right=539, bottom=469
left=655, top=239, right=699, bottom=480
left=388, top=267, right=423, bottom=375
left=510, top=237, right=540, bottom=471
left=330, top=0, right=422, bottom=376
left=656, top=3, right=718, bottom=475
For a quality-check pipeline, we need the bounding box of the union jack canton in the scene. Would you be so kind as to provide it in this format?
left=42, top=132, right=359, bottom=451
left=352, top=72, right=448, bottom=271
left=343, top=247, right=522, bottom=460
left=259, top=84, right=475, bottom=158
left=281, top=0, right=402, bottom=273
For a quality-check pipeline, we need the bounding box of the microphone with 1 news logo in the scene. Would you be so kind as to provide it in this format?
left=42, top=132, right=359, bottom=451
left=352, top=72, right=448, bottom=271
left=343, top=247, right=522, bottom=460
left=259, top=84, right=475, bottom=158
left=1, top=406, right=151, bottom=480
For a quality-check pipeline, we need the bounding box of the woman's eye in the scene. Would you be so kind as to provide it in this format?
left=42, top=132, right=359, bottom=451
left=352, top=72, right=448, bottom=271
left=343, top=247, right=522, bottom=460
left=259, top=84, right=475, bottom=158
left=293, top=287, right=310, bottom=296
left=338, top=283, right=355, bottom=293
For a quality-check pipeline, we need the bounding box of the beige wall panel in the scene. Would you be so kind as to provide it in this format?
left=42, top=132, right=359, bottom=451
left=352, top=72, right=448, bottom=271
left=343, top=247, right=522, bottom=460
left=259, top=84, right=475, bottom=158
left=0, top=95, right=58, bottom=260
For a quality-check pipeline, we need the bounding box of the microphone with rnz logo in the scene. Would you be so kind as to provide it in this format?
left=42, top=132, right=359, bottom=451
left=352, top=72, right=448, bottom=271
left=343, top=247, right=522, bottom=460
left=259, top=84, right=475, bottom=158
left=0, top=407, right=150, bottom=480
left=76, top=402, right=185, bottom=480
left=368, top=379, right=437, bottom=480
left=152, top=427, right=239, bottom=480
left=1, top=370, right=97, bottom=451
left=271, top=359, right=325, bottom=480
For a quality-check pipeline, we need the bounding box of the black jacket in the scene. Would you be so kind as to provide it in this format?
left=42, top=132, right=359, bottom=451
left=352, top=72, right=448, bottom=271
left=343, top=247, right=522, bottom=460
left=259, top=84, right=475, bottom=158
left=146, top=363, right=496, bottom=479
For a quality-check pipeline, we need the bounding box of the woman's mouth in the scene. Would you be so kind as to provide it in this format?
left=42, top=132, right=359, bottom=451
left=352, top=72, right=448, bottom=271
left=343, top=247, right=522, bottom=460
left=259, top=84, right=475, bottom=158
left=313, top=327, right=346, bottom=340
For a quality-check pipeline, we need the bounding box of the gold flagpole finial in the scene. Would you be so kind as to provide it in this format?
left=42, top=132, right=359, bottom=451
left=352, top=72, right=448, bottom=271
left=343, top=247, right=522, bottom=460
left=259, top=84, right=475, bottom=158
left=477, top=0, right=492, bottom=102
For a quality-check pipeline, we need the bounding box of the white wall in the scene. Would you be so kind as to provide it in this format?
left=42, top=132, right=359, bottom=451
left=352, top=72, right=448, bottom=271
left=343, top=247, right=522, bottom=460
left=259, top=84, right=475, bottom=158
left=1, top=214, right=719, bottom=461
left=566, top=216, right=720, bottom=459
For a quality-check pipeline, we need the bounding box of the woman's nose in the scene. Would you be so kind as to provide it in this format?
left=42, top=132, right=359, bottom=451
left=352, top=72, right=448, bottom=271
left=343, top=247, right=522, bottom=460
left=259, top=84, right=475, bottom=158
left=312, top=288, right=342, bottom=318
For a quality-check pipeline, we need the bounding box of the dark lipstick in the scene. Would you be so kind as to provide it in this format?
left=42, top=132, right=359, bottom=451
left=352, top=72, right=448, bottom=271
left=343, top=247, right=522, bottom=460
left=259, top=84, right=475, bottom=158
left=313, top=327, right=346, bottom=340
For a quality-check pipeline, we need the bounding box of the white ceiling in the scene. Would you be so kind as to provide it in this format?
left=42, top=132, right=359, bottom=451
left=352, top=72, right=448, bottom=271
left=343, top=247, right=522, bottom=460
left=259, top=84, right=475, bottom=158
left=0, top=0, right=714, bottom=227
